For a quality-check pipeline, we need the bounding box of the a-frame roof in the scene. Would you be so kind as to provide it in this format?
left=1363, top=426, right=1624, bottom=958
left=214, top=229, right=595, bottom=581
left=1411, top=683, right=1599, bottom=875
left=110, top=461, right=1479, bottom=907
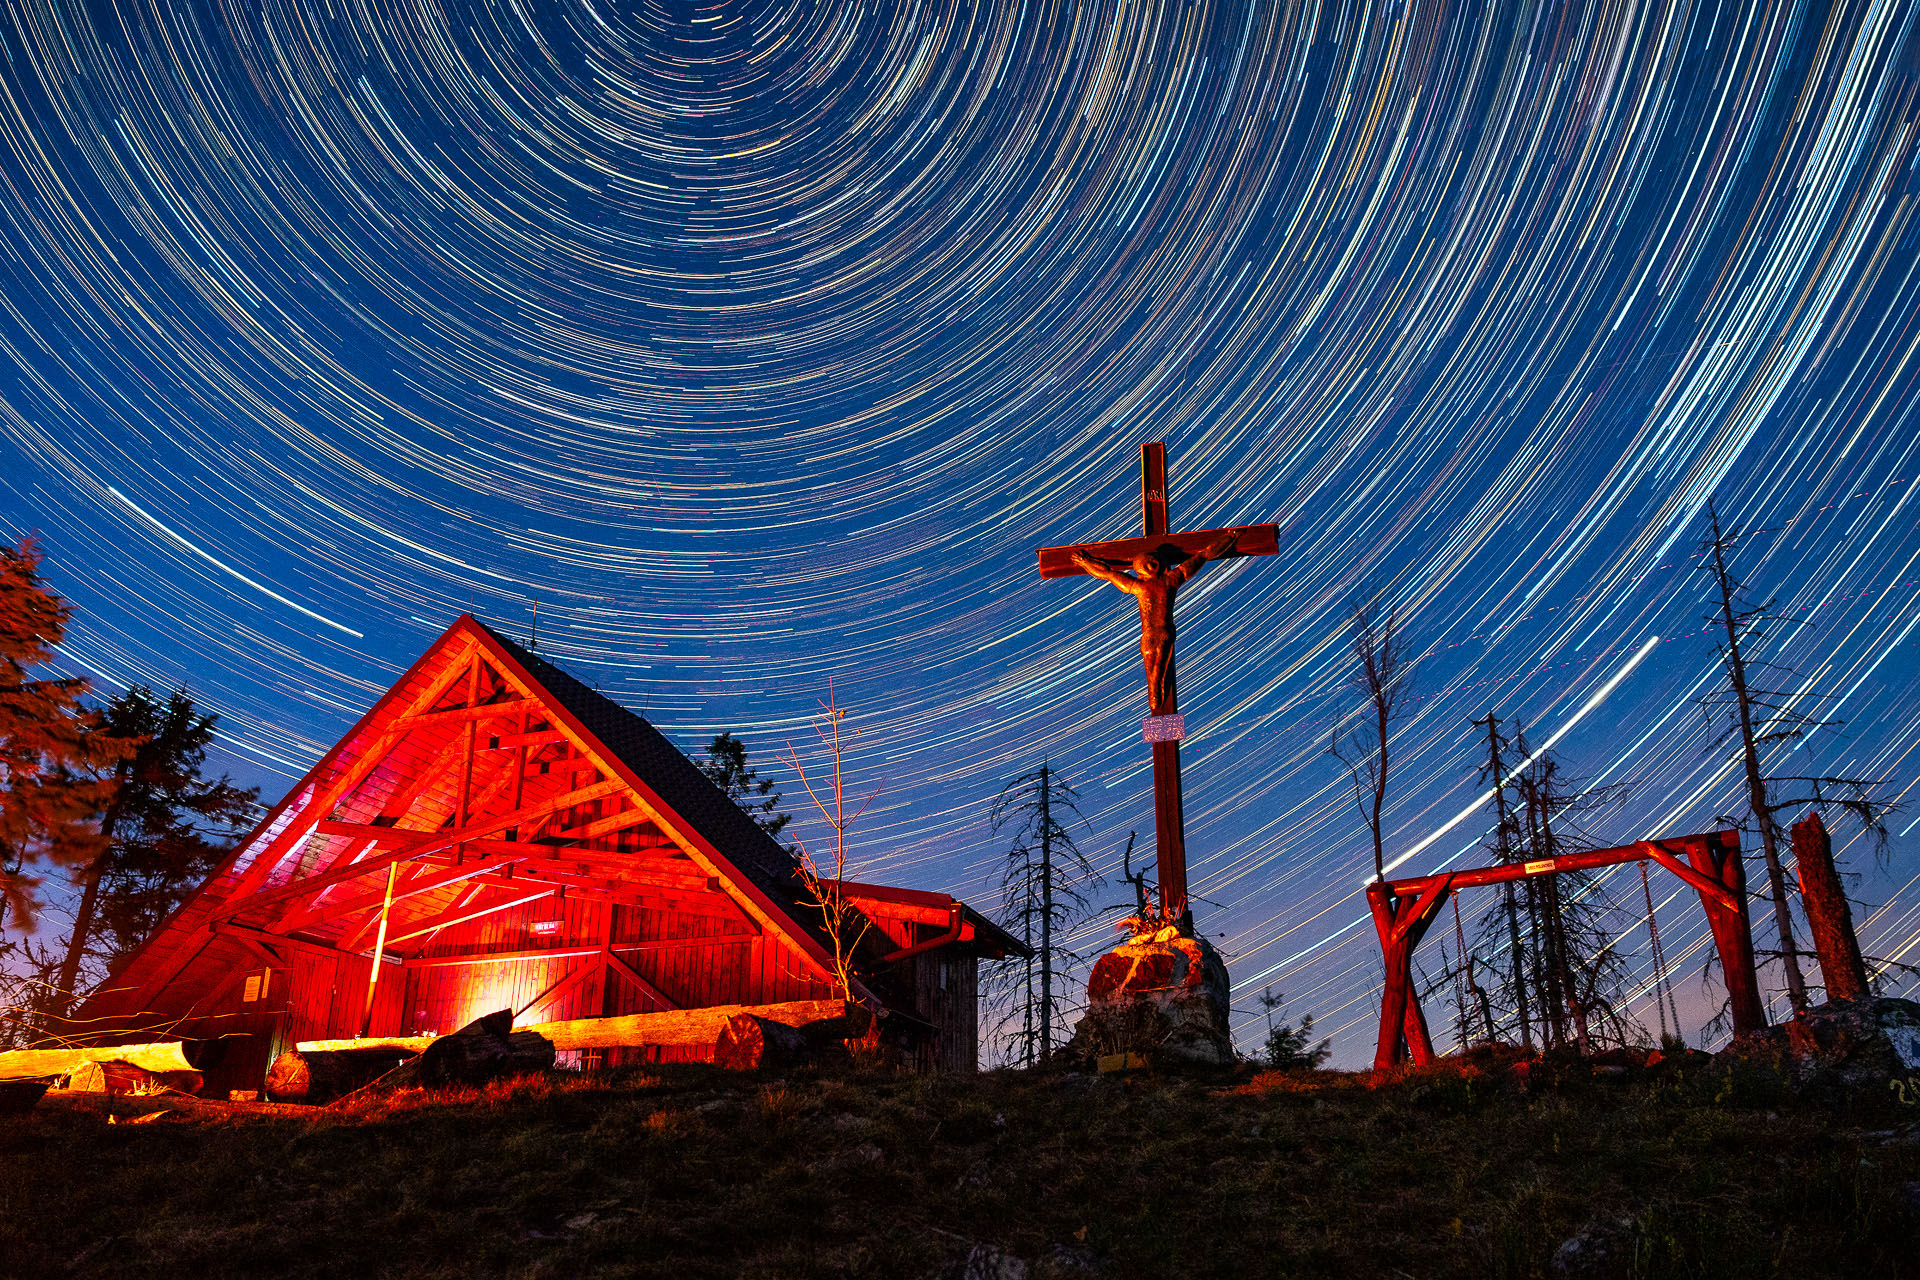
left=77, top=615, right=1009, bottom=1035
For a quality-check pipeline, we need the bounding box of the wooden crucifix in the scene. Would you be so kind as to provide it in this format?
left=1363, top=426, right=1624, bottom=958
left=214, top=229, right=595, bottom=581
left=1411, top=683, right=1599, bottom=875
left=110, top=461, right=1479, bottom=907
left=1036, top=442, right=1278, bottom=928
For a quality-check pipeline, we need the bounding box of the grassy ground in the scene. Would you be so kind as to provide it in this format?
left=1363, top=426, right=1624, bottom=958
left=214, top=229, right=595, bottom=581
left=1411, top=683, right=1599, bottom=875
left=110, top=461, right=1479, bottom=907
left=2, top=1056, right=1916, bottom=1279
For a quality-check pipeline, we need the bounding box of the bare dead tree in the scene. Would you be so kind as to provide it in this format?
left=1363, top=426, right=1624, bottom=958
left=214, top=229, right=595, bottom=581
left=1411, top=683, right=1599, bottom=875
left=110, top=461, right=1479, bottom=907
left=990, top=764, right=1103, bottom=1064
left=1475, top=713, right=1533, bottom=1051
left=1330, top=598, right=1411, bottom=883
left=783, top=680, right=879, bottom=1004
left=1699, top=497, right=1897, bottom=1013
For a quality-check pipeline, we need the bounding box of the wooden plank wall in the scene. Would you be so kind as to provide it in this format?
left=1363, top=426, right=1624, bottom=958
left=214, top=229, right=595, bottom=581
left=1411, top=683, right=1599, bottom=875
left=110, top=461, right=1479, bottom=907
left=166, top=897, right=983, bottom=1088
left=908, top=951, right=979, bottom=1073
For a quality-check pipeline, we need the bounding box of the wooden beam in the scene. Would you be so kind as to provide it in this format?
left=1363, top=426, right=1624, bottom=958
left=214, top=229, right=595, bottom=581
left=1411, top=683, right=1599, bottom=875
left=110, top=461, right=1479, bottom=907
left=382, top=889, right=558, bottom=946
left=515, top=961, right=597, bottom=1021
left=525, top=1000, right=846, bottom=1051
left=488, top=729, right=565, bottom=751
left=211, top=776, right=627, bottom=924
left=1037, top=522, right=1279, bottom=578
left=270, top=725, right=483, bottom=930
left=604, top=949, right=678, bottom=1010
left=433, top=836, right=680, bottom=863
left=395, top=697, right=527, bottom=728
left=212, top=920, right=401, bottom=967
left=406, top=945, right=600, bottom=969
left=506, top=862, right=721, bottom=899
left=0, top=1042, right=198, bottom=1083
left=277, top=849, right=543, bottom=932
left=221, top=638, right=482, bottom=904
left=296, top=999, right=851, bottom=1054
left=549, top=806, right=657, bottom=842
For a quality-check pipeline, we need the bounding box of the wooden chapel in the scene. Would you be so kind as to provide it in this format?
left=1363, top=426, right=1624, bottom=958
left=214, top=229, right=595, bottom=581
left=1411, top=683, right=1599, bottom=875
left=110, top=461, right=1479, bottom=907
left=71, top=616, right=1019, bottom=1094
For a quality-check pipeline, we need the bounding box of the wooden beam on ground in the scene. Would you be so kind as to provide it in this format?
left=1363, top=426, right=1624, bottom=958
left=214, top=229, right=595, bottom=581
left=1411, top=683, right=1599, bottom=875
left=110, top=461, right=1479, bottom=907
left=0, top=1042, right=197, bottom=1083
left=294, top=1000, right=854, bottom=1056
left=528, top=1000, right=850, bottom=1051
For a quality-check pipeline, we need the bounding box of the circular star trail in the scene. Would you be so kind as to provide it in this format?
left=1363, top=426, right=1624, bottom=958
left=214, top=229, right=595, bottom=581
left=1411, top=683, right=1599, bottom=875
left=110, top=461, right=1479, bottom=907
left=2, top=0, right=1917, bottom=1062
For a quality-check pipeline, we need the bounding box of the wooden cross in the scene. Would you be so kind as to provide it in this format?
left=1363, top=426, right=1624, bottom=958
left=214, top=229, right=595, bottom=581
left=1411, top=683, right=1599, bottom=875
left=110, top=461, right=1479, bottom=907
left=1036, top=442, right=1278, bottom=926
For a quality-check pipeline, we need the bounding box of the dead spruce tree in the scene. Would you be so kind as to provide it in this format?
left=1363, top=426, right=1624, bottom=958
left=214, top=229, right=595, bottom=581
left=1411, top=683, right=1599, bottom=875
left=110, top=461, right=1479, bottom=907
left=1464, top=716, right=1633, bottom=1054
left=990, top=763, right=1102, bottom=1065
left=1329, top=597, right=1412, bottom=883
left=1699, top=498, right=1896, bottom=1012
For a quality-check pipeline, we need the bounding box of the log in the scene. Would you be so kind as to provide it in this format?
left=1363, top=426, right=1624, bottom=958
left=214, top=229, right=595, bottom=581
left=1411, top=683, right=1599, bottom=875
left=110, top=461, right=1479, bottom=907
left=525, top=998, right=857, bottom=1052
left=714, top=1014, right=812, bottom=1071
left=0, top=1041, right=196, bottom=1083
left=0, top=1080, right=49, bottom=1114
left=265, top=1047, right=417, bottom=1104
left=293, top=1035, right=436, bottom=1055
left=293, top=998, right=861, bottom=1057
left=65, top=1061, right=204, bottom=1096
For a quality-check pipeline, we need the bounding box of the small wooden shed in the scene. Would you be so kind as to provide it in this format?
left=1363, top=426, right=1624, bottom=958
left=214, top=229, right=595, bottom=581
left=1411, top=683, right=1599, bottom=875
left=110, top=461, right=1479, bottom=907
left=72, top=616, right=1020, bottom=1094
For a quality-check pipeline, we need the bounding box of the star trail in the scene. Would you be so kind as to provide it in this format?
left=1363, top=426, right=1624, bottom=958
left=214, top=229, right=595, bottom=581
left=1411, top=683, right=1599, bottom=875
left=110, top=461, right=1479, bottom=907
left=2, top=0, right=1917, bottom=1064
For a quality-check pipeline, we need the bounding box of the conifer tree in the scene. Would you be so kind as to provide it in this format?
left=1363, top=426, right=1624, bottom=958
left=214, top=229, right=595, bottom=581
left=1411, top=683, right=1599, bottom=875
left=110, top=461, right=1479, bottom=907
left=0, top=537, right=125, bottom=933
left=699, top=731, right=794, bottom=849
left=49, top=686, right=257, bottom=1017
left=1464, top=716, right=1631, bottom=1054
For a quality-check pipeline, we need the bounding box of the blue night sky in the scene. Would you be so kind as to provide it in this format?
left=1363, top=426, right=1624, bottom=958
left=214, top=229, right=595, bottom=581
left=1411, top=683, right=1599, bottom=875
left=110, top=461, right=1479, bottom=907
left=2, top=1, right=1917, bottom=1064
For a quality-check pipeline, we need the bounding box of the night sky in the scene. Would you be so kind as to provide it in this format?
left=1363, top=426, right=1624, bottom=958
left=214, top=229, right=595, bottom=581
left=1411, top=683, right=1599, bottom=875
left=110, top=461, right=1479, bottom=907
left=2, top=1, right=1917, bottom=1064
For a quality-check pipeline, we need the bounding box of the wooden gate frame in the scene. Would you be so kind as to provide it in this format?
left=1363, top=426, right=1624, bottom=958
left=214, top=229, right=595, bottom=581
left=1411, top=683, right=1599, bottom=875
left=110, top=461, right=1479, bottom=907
left=1366, top=829, right=1765, bottom=1069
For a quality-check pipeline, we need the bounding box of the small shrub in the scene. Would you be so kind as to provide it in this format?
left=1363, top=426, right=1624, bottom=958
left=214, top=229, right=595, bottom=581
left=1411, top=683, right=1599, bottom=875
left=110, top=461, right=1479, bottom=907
left=1256, top=988, right=1331, bottom=1070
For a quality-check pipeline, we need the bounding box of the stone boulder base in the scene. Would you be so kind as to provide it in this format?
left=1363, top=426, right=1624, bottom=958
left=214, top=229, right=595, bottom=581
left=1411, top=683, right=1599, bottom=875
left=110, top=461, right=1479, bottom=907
left=1780, top=996, right=1920, bottom=1106
left=1061, top=928, right=1234, bottom=1069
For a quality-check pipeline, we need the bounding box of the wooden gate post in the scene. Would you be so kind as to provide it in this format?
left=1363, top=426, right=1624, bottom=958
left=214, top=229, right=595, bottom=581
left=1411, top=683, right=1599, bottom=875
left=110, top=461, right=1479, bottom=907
left=1368, top=878, right=1451, bottom=1069
left=1686, top=831, right=1767, bottom=1037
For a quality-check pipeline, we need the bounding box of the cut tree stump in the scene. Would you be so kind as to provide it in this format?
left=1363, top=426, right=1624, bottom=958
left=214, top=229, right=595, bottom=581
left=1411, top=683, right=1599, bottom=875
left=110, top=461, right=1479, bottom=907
left=714, top=1013, right=812, bottom=1071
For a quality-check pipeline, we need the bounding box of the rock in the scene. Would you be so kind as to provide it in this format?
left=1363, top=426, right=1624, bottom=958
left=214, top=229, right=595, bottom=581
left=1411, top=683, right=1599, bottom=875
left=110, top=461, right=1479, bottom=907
left=383, top=1010, right=555, bottom=1089
left=1059, top=927, right=1235, bottom=1070
left=961, top=1243, right=1029, bottom=1280
left=1775, top=996, right=1920, bottom=1110
left=1551, top=1214, right=1640, bottom=1278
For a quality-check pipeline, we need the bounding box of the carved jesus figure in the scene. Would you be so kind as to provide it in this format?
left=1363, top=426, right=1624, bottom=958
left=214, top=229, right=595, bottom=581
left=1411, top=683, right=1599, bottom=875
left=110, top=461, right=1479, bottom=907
left=1071, top=530, right=1239, bottom=716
